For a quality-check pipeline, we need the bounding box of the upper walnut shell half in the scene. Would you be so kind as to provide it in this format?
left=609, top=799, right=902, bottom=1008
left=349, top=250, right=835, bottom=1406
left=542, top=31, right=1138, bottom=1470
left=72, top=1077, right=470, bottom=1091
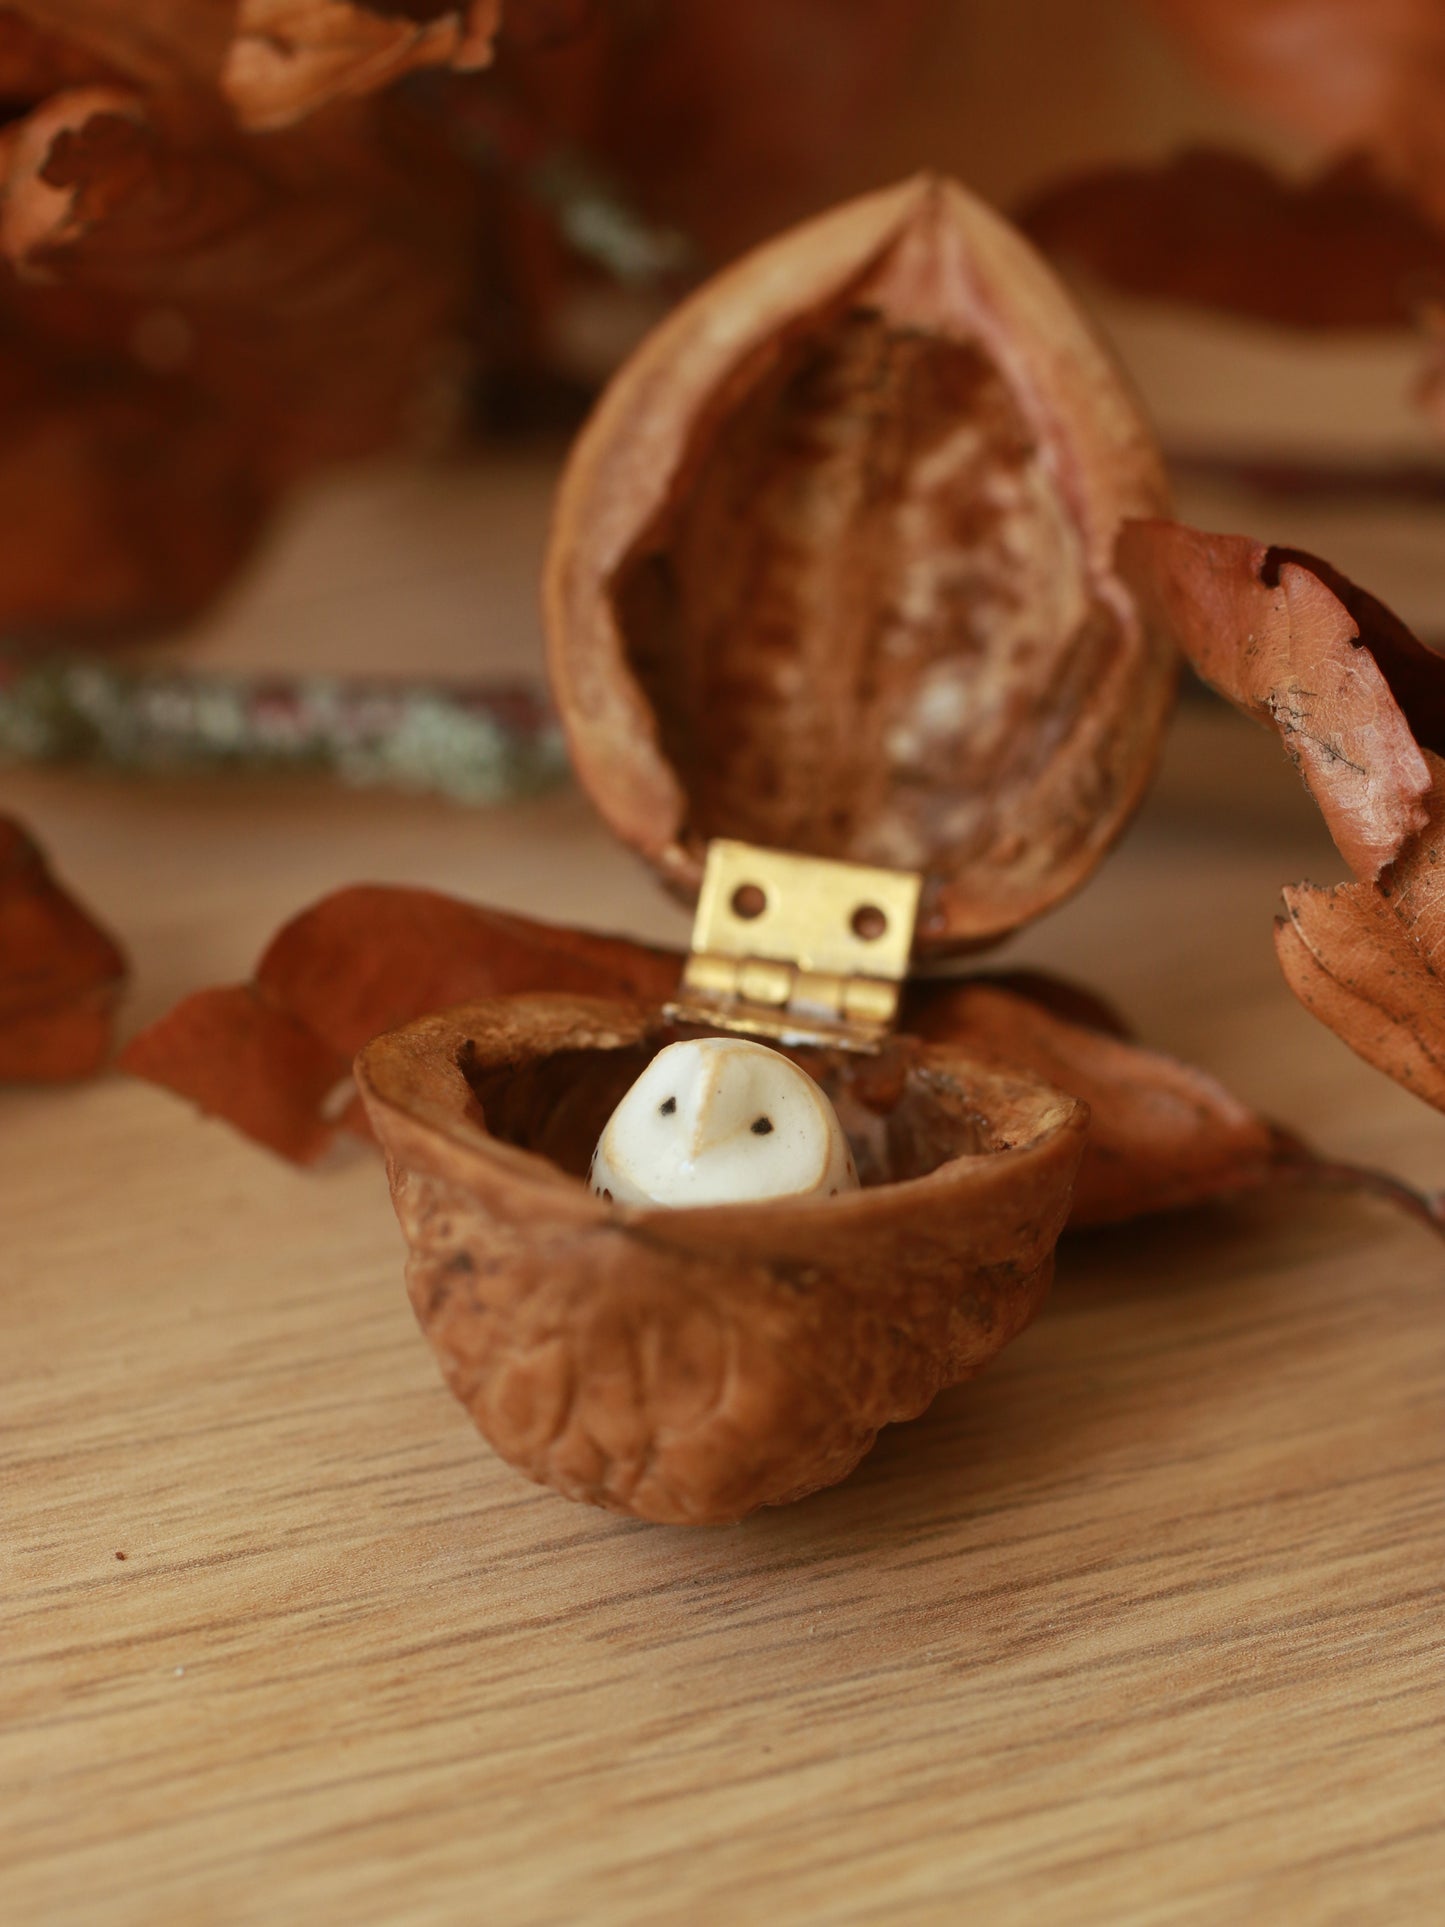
left=545, top=174, right=1175, bottom=950
left=357, top=994, right=1086, bottom=1525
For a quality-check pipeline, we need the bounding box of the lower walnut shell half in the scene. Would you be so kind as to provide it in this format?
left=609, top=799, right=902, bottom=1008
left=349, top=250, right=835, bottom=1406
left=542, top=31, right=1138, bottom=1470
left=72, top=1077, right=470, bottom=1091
left=356, top=994, right=1087, bottom=1525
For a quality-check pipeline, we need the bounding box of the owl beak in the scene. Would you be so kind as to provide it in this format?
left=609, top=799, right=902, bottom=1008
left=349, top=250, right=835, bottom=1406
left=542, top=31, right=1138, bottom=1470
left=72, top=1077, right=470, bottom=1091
left=684, top=1090, right=726, bottom=1160
left=683, top=1074, right=745, bottom=1160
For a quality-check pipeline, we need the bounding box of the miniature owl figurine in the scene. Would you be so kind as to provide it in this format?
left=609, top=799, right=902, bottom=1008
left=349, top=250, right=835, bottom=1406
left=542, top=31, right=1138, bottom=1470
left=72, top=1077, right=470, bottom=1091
left=590, top=1037, right=860, bottom=1208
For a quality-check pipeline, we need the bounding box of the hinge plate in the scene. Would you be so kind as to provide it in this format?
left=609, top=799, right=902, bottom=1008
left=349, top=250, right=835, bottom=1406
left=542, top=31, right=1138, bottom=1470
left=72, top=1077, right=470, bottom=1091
left=666, top=839, right=922, bottom=1052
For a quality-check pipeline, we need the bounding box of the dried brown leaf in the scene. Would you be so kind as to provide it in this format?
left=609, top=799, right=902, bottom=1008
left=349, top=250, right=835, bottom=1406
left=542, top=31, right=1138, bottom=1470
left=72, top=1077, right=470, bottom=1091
left=0, top=74, right=473, bottom=632
left=4, top=88, right=472, bottom=479
left=1117, top=521, right=1437, bottom=879
left=1276, top=751, right=1445, bottom=1111
left=1021, top=147, right=1445, bottom=329
left=121, top=886, right=681, bottom=1161
left=0, top=815, right=125, bottom=1079
left=1149, top=0, right=1445, bottom=225
left=0, top=8, right=125, bottom=93
left=1121, top=517, right=1445, bottom=1122
left=915, top=972, right=1444, bottom=1230
left=0, top=315, right=268, bottom=632
left=0, top=2, right=232, bottom=93
left=224, top=0, right=503, bottom=131
left=907, top=975, right=1289, bottom=1226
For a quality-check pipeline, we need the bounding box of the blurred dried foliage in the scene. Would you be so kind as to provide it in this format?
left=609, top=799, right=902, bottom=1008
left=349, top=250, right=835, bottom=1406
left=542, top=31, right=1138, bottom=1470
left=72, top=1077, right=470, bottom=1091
left=0, top=5, right=476, bottom=637
left=223, top=1, right=505, bottom=129
left=4, top=0, right=1445, bottom=653
left=1032, top=2, right=1445, bottom=381
left=0, top=813, right=125, bottom=1078
left=1022, top=148, right=1445, bottom=330
left=1147, top=0, right=1445, bottom=223
left=0, top=0, right=934, bottom=644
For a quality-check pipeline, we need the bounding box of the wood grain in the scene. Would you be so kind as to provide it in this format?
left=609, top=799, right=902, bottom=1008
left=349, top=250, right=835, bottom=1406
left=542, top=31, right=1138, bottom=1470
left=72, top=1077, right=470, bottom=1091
left=3, top=457, right=1444, bottom=1926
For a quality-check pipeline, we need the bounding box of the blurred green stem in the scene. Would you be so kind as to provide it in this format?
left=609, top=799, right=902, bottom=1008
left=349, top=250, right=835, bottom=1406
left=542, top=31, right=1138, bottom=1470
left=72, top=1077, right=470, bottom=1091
left=0, top=654, right=568, bottom=806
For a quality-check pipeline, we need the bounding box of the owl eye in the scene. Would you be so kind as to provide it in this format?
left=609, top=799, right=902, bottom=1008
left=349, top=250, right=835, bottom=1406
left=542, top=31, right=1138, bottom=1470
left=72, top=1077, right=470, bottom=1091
left=659, top=1096, right=676, bottom=1115
left=751, top=1116, right=774, bottom=1136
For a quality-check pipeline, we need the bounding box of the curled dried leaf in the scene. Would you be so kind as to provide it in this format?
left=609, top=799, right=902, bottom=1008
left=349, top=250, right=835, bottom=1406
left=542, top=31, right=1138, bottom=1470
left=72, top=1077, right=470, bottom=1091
left=1021, top=147, right=1445, bottom=329
left=0, top=815, right=125, bottom=1079
left=1117, top=521, right=1437, bottom=880
left=1276, top=751, right=1445, bottom=1111
left=546, top=175, right=1175, bottom=951
left=1121, top=518, right=1445, bottom=1119
left=224, top=0, right=503, bottom=130
left=356, top=994, right=1087, bottom=1523
left=121, top=886, right=680, bottom=1161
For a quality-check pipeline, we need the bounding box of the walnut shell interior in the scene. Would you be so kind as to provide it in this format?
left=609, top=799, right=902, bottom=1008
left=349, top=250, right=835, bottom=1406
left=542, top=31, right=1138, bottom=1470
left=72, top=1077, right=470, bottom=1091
left=459, top=1029, right=1004, bottom=1191
left=546, top=176, right=1176, bottom=951
left=357, top=993, right=1088, bottom=1524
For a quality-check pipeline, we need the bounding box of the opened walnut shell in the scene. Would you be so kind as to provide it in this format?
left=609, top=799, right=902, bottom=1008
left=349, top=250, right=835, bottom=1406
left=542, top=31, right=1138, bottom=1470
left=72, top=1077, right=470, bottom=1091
left=545, top=173, right=1175, bottom=947
left=357, top=995, right=1086, bottom=1525
left=115, top=171, right=1445, bottom=1519
left=355, top=176, right=1179, bottom=1523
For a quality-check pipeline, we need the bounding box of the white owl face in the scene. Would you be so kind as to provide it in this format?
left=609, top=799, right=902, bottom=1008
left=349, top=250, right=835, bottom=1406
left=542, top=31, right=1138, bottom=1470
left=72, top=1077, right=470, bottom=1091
left=589, top=1037, right=860, bottom=1208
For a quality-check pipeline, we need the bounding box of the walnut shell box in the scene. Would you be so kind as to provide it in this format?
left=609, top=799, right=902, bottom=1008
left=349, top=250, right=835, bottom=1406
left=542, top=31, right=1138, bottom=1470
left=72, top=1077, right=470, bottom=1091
left=357, top=175, right=1179, bottom=1527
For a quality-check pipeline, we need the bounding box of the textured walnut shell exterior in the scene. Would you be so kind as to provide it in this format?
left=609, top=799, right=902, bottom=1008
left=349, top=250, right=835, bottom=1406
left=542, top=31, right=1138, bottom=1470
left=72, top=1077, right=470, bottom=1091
left=357, top=994, right=1087, bottom=1524
left=545, top=174, right=1175, bottom=951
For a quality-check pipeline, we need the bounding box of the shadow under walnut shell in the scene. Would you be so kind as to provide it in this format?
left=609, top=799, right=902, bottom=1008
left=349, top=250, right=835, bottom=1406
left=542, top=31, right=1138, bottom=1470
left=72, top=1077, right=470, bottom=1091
left=356, top=994, right=1087, bottom=1525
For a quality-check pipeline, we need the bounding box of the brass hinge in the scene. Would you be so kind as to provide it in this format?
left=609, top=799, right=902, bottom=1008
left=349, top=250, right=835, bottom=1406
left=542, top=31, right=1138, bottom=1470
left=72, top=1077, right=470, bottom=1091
left=666, top=839, right=922, bottom=1052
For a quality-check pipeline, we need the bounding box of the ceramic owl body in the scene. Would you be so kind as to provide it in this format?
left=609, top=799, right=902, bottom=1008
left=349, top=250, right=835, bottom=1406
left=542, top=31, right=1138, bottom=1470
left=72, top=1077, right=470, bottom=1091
left=590, top=1037, right=859, bottom=1208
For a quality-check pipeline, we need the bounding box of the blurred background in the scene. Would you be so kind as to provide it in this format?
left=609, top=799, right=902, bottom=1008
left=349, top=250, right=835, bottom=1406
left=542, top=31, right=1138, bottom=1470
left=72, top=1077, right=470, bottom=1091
left=2, top=0, right=1440, bottom=676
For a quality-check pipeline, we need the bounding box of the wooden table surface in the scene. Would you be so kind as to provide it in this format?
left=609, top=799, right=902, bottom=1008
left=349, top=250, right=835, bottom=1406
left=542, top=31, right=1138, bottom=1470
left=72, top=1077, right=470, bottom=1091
left=3, top=455, right=1444, bottom=1926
